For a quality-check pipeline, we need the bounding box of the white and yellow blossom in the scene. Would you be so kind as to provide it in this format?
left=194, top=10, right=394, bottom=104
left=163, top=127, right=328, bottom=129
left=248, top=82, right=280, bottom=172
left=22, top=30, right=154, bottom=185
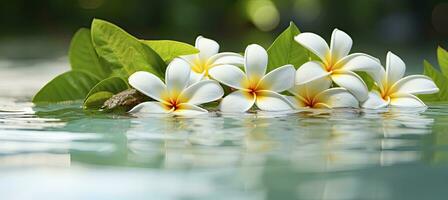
left=209, top=44, right=296, bottom=112
left=181, top=36, right=244, bottom=83
left=294, top=29, right=382, bottom=101
left=286, top=75, right=359, bottom=109
left=362, top=52, right=439, bottom=108
left=128, top=58, right=224, bottom=115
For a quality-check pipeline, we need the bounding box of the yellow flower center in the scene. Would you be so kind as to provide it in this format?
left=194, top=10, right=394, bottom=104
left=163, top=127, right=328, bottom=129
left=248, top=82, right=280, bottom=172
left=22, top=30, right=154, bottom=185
left=324, top=54, right=335, bottom=72
left=325, top=62, right=334, bottom=72
left=303, top=97, right=318, bottom=108
left=191, top=59, right=211, bottom=77
left=161, top=90, right=188, bottom=111
left=380, top=83, right=395, bottom=101
left=324, top=53, right=344, bottom=73
left=241, top=76, right=265, bottom=100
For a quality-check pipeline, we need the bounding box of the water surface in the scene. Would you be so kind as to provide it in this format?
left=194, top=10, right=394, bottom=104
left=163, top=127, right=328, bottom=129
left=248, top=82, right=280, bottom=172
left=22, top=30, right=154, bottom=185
left=1, top=59, right=447, bottom=200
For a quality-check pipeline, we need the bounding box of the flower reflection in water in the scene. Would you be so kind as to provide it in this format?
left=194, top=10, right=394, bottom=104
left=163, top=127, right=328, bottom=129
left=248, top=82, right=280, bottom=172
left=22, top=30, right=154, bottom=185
left=0, top=99, right=446, bottom=199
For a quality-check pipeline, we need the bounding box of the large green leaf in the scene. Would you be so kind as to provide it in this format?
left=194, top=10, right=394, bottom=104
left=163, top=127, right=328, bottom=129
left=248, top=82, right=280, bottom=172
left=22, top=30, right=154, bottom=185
left=141, top=40, right=199, bottom=63
left=84, top=91, right=114, bottom=109
left=267, top=22, right=310, bottom=71
left=83, top=76, right=129, bottom=109
left=32, top=71, right=100, bottom=103
left=84, top=76, right=129, bottom=100
left=419, top=60, right=448, bottom=102
left=91, top=19, right=166, bottom=78
left=437, top=46, right=448, bottom=77
left=69, top=28, right=110, bottom=79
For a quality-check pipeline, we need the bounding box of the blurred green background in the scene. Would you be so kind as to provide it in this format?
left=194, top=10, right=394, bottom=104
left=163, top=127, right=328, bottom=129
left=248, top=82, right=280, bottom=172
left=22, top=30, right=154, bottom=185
left=0, top=0, right=447, bottom=71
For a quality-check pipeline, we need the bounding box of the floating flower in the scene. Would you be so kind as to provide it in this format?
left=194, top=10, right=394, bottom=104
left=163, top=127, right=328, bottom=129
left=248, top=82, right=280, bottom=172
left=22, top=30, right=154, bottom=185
left=294, top=29, right=382, bottom=101
left=208, top=44, right=295, bottom=112
left=286, top=75, right=359, bottom=109
left=128, top=58, right=224, bottom=115
left=182, top=36, right=244, bottom=83
left=362, top=52, right=439, bottom=108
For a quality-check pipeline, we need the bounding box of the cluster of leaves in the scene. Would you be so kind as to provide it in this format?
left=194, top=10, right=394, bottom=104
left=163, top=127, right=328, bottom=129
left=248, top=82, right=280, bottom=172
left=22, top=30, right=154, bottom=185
left=34, top=19, right=376, bottom=111
left=32, top=19, right=199, bottom=109
left=419, top=47, right=448, bottom=102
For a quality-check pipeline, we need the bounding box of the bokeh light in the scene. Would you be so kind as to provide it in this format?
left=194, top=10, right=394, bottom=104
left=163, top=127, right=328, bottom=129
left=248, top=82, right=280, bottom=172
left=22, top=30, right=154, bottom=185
left=245, top=0, right=280, bottom=31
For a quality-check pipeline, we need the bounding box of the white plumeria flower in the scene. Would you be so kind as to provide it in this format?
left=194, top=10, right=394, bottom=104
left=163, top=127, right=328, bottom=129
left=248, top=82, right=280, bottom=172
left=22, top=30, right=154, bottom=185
left=294, top=29, right=382, bottom=101
left=128, top=58, right=224, bottom=115
left=286, top=75, right=359, bottom=109
left=362, top=52, right=439, bottom=109
left=208, top=44, right=296, bottom=112
left=182, top=36, right=244, bottom=83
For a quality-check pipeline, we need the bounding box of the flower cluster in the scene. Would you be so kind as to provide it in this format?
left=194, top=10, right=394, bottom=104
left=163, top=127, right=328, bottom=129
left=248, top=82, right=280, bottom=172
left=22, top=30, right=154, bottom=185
left=129, top=30, right=439, bottom=115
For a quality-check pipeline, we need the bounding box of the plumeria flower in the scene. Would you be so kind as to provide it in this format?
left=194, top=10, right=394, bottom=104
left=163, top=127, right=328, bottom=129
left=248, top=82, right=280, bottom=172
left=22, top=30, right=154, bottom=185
left=182, top=36, right=244, bottom=83
left=208, top=44, right=296, bottom=112
left=286, top=75, right=359, bottom=109
left=362, top=52, right=439, bottom=108
left=294, top=29, right=382, bottom=101
left=128, top=58, right=224, bottom=115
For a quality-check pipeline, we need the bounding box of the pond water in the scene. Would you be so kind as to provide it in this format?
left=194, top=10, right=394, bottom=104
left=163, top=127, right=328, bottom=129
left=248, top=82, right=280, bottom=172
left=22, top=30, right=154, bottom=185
left=1, top=58, right=448, bottom=200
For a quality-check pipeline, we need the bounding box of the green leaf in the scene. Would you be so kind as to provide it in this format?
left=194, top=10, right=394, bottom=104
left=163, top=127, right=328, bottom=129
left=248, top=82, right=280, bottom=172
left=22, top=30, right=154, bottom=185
left=91, top=19, right=166, bottom=78
left=356, top=72, right=375, bottom=91
left=69, top=28, right=111, bottom=79
left=32, top=71, right=100, bottom=103
left=267, top=22, right=310, bottom=71
left=437, top=46, right=448, bottom=77
left=84, top=76, right=129, bottom=101
left=84, top=91, right=114, bottom=109
left=419, top=60, right=448, bottom=102
left=141, top=40, right=199, bottom=63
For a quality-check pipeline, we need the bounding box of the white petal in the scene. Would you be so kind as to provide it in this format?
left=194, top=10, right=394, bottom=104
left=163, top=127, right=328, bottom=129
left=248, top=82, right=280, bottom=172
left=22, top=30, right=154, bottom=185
left=295, top=61, right=330, bottom=85
left=331, top=71, right=368, bottom=101
left=244, top=44, right=267, bottom=81
left=195, top=36, right=219, bottom=60
left=294, top=32, right=330, bottom=62
left=188, top=71, right=205, bottom=85
left=390, top=93, right=426, bottom=107
left=386, top=51, right=406, bottom=85
left=165, top=58, right=191, bottom=92
left=329, top=29, right=353, bottom=62
left=219, top=90, right=255, bottom=112
left=208, top=52, right=244, bottom=66
left=259, top=64, right=295, bottom=92
left=391, top=75, right=439, bottom=95
left=316, top=88, right=359, bottom=108
left=337, top=53, right=385, bottom=86
left=182, top=80, right=224, bottom=105
left=180, top=54, right=198, bottom=66
left=128, top=71, right=167, bottom=103
left=255, top=91, right=294, bottom=111
left=128, top=102, right=171, bottom=114
left=361, top=90, right=389, bottom=109
left=208, top=64, right=247, bottom=90
left=173, top=103, right=208, bottom=116
left=285, top=96, right=306, bottom=109
left=289, top=75, right=332, bottom=100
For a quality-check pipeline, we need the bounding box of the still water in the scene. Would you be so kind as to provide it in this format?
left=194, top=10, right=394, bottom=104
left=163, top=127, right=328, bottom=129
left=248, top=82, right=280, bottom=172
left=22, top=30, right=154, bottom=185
left=0, top=58, right=448, bottom=200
